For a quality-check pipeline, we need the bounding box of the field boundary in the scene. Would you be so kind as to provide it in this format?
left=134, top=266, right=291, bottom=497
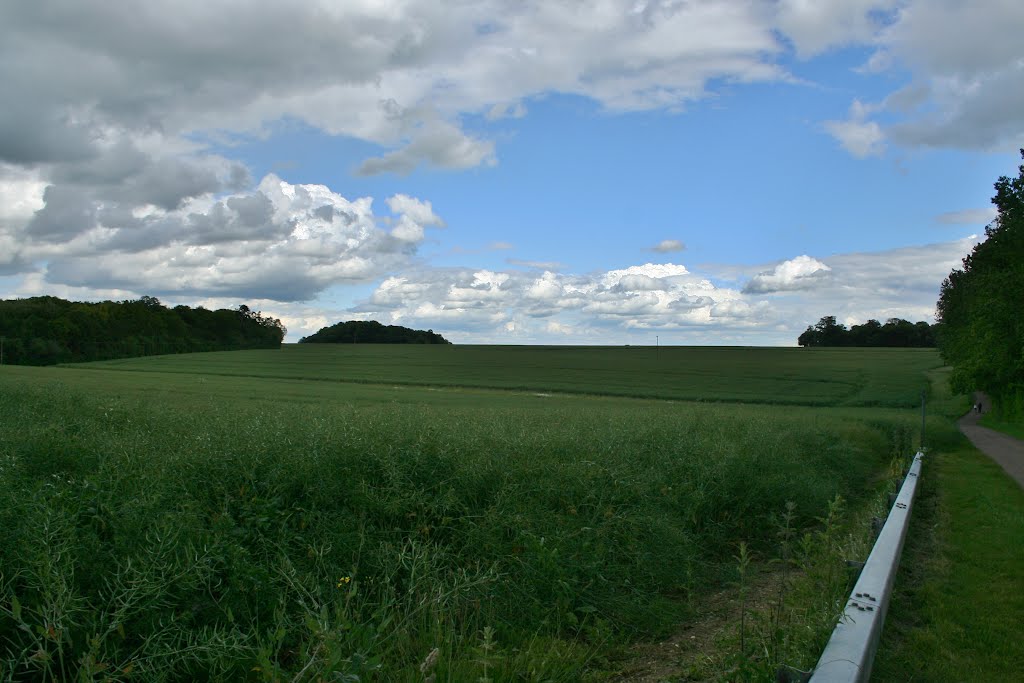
left=806, top=450, right=924, bottom=682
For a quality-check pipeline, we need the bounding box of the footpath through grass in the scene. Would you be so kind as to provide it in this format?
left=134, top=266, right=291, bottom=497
left=873, top=373, right=1024, bottom=682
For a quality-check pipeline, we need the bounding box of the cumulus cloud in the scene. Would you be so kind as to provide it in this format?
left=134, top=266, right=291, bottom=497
left=776, top=0, right=900, bottom=58
left=821, top=1, right=1024, bottom=154
left=11, top=175, right=444, bottom=301
left=355, top=114, right=497, bottom=176
left=0, top=0, right=1012, bottom=336
left=825, top=99, right=886, bottom=157
left=5, top=234, right=979, bottom=345
left=824, top=238, right=979, bottom=298
left=1, top=0, right=1019, bottom=188
left=732, top=237, right=980, bottom=338
left=0, top=0, right=800, bottom=187
left=353, top=261, right=770, bottom=342
left=743, top=255, right=833, bottom=294
left=648, top=239, right=686, bottom=253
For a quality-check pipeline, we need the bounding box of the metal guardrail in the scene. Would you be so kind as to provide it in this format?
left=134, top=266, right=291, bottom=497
left=807, top=450, right=924, bottom=682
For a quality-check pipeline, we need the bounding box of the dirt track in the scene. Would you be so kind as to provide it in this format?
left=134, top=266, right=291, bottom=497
left=958, top=394, right=1024, bottom=488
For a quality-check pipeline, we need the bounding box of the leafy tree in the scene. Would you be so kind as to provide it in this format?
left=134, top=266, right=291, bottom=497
left=798, top=315, right=935, bottom=348
left=300, top=320, right=451, bottom=345
left=937, top=151, right=1024, bottom=416
left=0, top=296, right=286, bottom=365
left=798, top=316, right=848, bottom=347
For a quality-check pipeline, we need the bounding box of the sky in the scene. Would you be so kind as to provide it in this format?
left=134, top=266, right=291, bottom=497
left=1, top=1, right=1022, bottom=345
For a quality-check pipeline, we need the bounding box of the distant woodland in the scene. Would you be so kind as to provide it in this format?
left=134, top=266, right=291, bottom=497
left=937, top=152, right=1024, bottom=417
left=0, top=296, right=286, bottom=365
left=798, top=316, right=936, bottom=347
left=300, top=320, right=451, bottom=345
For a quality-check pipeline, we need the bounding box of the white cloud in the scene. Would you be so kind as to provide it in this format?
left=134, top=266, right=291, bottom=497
left=5, top=237, right=979, bottom=346
left=0, top=164, right=45, bottom=223
left=776, top=0, right=900, bottom=58
left=743, top=255, right=832, bottom=294
left=847, top=1, right=1024, bottom=152
left=1, top=0, right=1019, bottom=187
left=648, top=239, right=686, bottom=253
left=545, top=320, right=574, bottom=336
left=386, top=193, right=445, bottom=242
left=11, top=174, right=443, bottom=301
left=386, top=194, right=445, bottom=228
left=825, top=99, right=886, bottom=157
left=0, top=1, right=796, bottom=184
left=740, top=236, right=981, bottom=335
left=355, top=114, right=497, bottom=175
left=486, top=101, right=527, bottom=121
left=351, top=260, right=766, bottom=342
left=935, top=207, right=997, bottom=226
left=507, top=258, right=565, bottom=270
left=770, top=1, right=1024, bottom=156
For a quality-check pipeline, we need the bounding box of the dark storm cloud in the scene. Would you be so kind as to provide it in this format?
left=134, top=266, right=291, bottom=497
left=50, top=140, right=251, bottom=211
left=0, top=106, right=98, bottom=165
left=26, top=186, right=97, bottom=241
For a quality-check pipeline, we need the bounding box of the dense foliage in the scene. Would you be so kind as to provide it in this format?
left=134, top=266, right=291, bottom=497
left=0, top=296, right=285, bottom=365
left=798, top=316, right=936, bottom=348
left=937, top=151, right=1024, bottom=417
left=300, top=319, right=451, bottom=344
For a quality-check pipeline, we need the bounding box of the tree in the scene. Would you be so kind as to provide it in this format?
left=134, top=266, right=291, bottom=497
left=798, top=315, right=935, bottom=347
left=300, top=320, right=451, bottom=345
left=937, top=150, right=1024, bottom=416
left=0, top=296, right=287, bottom=365
left=798, top=316, right=847, bottom=347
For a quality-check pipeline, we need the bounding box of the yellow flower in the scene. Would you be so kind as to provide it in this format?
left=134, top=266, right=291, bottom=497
left=336, top=576, right=351, bottom=588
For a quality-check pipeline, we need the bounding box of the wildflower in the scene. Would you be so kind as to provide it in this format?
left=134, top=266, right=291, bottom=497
left=336, top=576, right=351, bottom=589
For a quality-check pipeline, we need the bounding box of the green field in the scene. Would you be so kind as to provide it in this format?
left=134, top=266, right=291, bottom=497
left=0, top=347, right=937, bottom=681
left=75, top=344, right=943, bottom=406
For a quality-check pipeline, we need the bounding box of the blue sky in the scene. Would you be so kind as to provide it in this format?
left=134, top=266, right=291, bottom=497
left=1, top=1, right=1021, bottom=344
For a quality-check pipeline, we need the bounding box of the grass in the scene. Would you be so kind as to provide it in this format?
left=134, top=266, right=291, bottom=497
left=979, top=414, right=1024, bottom=441
left=0, top=348, right=936, bottom=680
left=872, top=370, right=1024, bottom=682
left=70, top=344, right=944, bottom=407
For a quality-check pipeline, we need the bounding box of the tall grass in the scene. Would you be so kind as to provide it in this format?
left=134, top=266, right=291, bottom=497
left=0, top=374, right=916, bottom=681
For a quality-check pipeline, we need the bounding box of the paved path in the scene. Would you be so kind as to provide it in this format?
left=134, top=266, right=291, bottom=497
left=958, top=394, right=1024, bottom=488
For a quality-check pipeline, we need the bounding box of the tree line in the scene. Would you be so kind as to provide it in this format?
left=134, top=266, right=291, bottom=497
left=0, top=296, right=286, bottom=366
left=937, top=151, right=1024, bottom=418
left=798, top=316, right=936, bottom=347
left=299, top=319, right=451, bottom=345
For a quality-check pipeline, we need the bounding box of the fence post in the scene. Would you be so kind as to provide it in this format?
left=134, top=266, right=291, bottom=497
left=920, top=389, right=926, bottom=450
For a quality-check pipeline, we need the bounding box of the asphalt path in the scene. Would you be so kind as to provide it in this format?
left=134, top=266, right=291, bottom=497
left=958, top=394, right=1024, bottom=489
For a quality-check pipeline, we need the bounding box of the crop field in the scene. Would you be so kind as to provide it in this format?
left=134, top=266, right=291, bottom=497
left=76, top=344, right=943, bottom=407
left=0, top=347, right=936, bottom=681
